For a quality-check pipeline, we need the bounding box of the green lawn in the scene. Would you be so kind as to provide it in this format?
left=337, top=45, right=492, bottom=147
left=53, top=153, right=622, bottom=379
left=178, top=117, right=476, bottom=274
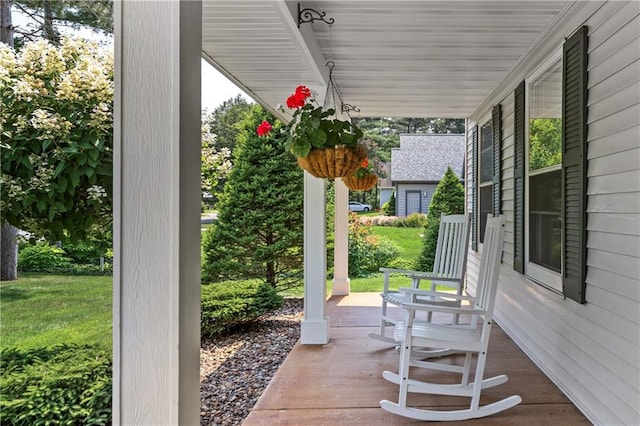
left=370, top=225, right=424, bottom=265
left=1, top=224, right=426, bottom=350
left=0, top=274, right=112, bottom=351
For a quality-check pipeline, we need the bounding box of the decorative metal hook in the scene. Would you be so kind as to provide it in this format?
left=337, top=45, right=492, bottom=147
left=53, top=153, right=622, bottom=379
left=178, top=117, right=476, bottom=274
left=325, top=60, right=335, bottom=75
left=298, top=3, right=335, bottom=28
left=341, top=103, right=360, bottom=113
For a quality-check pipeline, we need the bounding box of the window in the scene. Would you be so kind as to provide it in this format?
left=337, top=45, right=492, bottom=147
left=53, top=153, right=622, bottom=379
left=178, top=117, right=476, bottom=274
left=472, top=105, right=501, bottom=251
left=513, top=27, right=588, bottom=303
left=526, top=50, right=562, bottom=291
left=479, top=121, right=493, bottom=243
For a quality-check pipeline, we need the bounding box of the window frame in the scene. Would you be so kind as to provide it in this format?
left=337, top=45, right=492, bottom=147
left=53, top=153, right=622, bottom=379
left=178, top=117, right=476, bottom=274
left=477, top=113, right=493, bottom=245
left=524, top=47, right=563, bottom=293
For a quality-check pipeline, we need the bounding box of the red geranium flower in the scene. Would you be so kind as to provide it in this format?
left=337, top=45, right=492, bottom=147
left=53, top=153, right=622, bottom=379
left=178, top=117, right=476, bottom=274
left=286, top=85, right=312, bottom=109
left=295, top=85, right=311, bottom=99
left=361, top=158, right=369, bottom=168
left=286, top=93, right=305, bottom=109
left=256, top=120, right=272, bottom=137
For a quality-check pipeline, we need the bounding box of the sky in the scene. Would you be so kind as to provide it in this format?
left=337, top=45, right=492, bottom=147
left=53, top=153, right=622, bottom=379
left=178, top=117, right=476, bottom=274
left=201, top=60, right=253, bottom=112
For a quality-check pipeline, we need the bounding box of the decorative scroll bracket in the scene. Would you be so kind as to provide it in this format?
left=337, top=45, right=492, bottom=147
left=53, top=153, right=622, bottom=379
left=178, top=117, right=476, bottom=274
left=341, top=103, right=360, bottom=113
left=298, top=2, right=334, bottom=28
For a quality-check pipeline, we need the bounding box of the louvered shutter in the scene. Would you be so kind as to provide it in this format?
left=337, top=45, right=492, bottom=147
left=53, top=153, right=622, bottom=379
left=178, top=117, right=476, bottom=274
left=492, top=105, right=502, bottom=216
left=471, top=126, right=478, bottom=251
left=562, top=26, right=588, bottom=304
left=513, top=81, right=525, bottom=274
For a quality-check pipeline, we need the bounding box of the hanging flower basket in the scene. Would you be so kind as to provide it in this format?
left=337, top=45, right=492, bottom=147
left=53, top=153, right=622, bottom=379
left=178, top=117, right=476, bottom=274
left=255, top=84, right=365, bottom=178
left=342, top=173, right=378, bottom=191
left=296, top=145, right=367, bottom=179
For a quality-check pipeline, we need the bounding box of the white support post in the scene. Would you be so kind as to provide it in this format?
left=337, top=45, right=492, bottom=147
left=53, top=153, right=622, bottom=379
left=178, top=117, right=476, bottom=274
left=332, top=179, right=350, bottom=296
left=301, top=171, right=329, bottom=344
left=113, top=1, right=201, bottom=424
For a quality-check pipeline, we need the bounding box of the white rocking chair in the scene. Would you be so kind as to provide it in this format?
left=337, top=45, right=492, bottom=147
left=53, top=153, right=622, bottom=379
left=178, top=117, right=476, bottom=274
left=380, top=215, right=522, bottom=421
left=368, top=213, right=470, bottom=347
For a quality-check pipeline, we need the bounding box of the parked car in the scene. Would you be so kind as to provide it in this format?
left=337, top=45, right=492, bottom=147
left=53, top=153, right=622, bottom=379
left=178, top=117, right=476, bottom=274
left=348, top=201, right=372, bottom=212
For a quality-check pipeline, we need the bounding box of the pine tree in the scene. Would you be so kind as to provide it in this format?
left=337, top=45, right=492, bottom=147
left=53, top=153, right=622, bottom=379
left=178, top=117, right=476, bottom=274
left=415, top=167, right=465, bottom=271
left=383, top=191, right=396, bottom=216
left=202, top=105, right=304, bottom=289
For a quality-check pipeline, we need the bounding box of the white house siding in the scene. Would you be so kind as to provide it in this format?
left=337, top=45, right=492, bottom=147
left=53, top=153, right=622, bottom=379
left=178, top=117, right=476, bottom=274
left=465, top=2, right=640, bottom=425
left=396, top=183, right=435, bottom=217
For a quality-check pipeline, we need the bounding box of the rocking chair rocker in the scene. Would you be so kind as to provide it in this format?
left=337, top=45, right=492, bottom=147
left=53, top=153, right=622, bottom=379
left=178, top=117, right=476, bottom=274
left=380, top=215, right=522, bottom=421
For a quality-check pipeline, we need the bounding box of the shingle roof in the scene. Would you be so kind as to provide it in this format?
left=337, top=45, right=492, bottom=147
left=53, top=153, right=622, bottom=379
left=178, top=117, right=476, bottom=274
left=391, top=134, right=465, bottom=182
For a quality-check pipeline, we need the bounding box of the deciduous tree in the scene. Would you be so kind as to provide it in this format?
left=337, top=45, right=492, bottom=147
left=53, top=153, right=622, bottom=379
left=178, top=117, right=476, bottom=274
left=0, top=37, right=113, bottom=264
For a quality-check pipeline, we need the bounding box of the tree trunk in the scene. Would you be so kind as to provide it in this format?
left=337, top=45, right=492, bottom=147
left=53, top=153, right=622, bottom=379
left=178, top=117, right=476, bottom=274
left=1, top=223, right=18, bottom=281
left=0, top=0, right=12, bottom=47
left=42, top=0, right=58, bottom=44
left=1, top=1, right=17, bottom=280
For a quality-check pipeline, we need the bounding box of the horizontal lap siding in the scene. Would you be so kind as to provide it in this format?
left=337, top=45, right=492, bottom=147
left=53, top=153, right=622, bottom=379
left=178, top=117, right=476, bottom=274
left=466, top=2, right=640, bottom=424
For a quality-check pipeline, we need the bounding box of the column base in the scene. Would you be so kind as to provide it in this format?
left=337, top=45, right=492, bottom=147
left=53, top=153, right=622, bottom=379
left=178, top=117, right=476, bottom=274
left=331, top=278, right=351, bottom=296
left=300, top=319, right=329, bottom=344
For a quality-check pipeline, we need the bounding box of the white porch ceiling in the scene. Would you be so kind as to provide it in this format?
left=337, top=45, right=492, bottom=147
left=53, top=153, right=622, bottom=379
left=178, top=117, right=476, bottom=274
left=202, top=0, right=572, bottom=119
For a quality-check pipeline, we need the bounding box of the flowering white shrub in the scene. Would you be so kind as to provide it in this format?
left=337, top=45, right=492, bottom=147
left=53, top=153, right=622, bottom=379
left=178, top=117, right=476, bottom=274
left=0, top=37, right=113, bottom=239
left=201, top=121, right=231, bottom=197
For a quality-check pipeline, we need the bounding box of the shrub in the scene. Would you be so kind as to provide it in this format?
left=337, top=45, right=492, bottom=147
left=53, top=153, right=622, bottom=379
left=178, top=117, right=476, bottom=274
left=0, top=344, right=112, bottom=426
left=61, top=240, right=111, bottom=265
left=358, top=215, right=398, bottom=227
left=348, top=217, right=400, bottom=277
left=383, top=192, right=396, bottom=216
left=395, top=212, right=428, bottom=228
left=17, top=243, right=71, bottom=272
left=201, top=279, right=284, bottom=337
left=416, top=167, right=465, bottom=271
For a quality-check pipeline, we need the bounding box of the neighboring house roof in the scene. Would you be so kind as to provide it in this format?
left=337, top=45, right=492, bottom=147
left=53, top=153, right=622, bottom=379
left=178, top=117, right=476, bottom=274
left=391, top=134, right=465, bottom=182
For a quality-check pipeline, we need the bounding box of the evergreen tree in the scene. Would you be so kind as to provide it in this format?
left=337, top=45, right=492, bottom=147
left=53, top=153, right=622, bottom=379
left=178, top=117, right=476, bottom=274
left=12, top=0, right=113, bottom=46
left=383, top=191, right=396, bottom=216
left=415, top=167, right=465, bottom=271
left=201, top=105, right=304, bottom=289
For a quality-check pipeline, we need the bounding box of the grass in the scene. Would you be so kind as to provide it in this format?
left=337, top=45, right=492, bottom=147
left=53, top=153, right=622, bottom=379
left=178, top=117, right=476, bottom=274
left=1, top=223, right=426, bottom=350
left=370, top=225, right=423, bottom=265
left=280, top=224, right=427, bottom=294
left=0, top=273, right=112, bottom=351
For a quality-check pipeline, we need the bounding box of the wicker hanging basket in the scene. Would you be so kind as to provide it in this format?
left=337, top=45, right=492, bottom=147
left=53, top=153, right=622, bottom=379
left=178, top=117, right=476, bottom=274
left=342, top=174, right=378, bottom=191
left=297, top=145, right=367, bottom=179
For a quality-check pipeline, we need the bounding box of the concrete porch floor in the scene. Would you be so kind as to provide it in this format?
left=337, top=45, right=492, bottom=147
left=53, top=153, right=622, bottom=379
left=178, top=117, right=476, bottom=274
left=244, top=292, right=589, bottom=425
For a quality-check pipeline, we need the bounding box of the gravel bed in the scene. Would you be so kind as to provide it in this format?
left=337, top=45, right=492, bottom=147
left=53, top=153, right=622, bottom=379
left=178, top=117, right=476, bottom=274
left=200, top=298, right=304, bottom=425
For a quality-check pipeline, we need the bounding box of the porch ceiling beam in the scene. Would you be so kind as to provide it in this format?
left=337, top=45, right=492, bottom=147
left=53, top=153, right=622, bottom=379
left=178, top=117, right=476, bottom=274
left=271, top=0, right=330, bottom=104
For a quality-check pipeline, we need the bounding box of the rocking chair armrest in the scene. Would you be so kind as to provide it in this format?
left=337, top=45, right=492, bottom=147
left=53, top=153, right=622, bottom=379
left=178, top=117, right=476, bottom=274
left=379, top=268, right=461, bottom=281
left=400, top=301, right=487, bottom=317
left=379, top=267, right=427, bottom=276
left=398, top=287, right=476, bottom=302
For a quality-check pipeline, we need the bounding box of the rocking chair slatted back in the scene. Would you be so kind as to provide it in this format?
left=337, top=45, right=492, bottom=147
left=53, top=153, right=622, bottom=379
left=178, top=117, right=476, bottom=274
left=431, top=213, right=471, bottom=289
left=369, top=213, right=471, bottom=345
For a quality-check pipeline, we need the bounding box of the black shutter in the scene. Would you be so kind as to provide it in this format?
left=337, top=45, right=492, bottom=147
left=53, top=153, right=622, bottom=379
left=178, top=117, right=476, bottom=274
left=492, top=104, right=502, bottom=216
left=471, top=125, right=478, bottom=251
left=513, top=81, right=525, bottom=274
left=562, top=26, right=588, bottom=304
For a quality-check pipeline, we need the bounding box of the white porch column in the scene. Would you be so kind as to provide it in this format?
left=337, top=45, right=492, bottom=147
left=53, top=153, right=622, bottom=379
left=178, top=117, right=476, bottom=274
left=332, top=179, right=350, bottom=295
left=301, top=171, right=329, bottom=344
left=113, top=1, right=201, bottom=424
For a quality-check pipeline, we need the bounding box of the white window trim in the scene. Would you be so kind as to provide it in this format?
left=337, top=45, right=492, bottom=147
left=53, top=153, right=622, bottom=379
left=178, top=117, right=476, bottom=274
left=524, top=47, right=563, bottom=293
